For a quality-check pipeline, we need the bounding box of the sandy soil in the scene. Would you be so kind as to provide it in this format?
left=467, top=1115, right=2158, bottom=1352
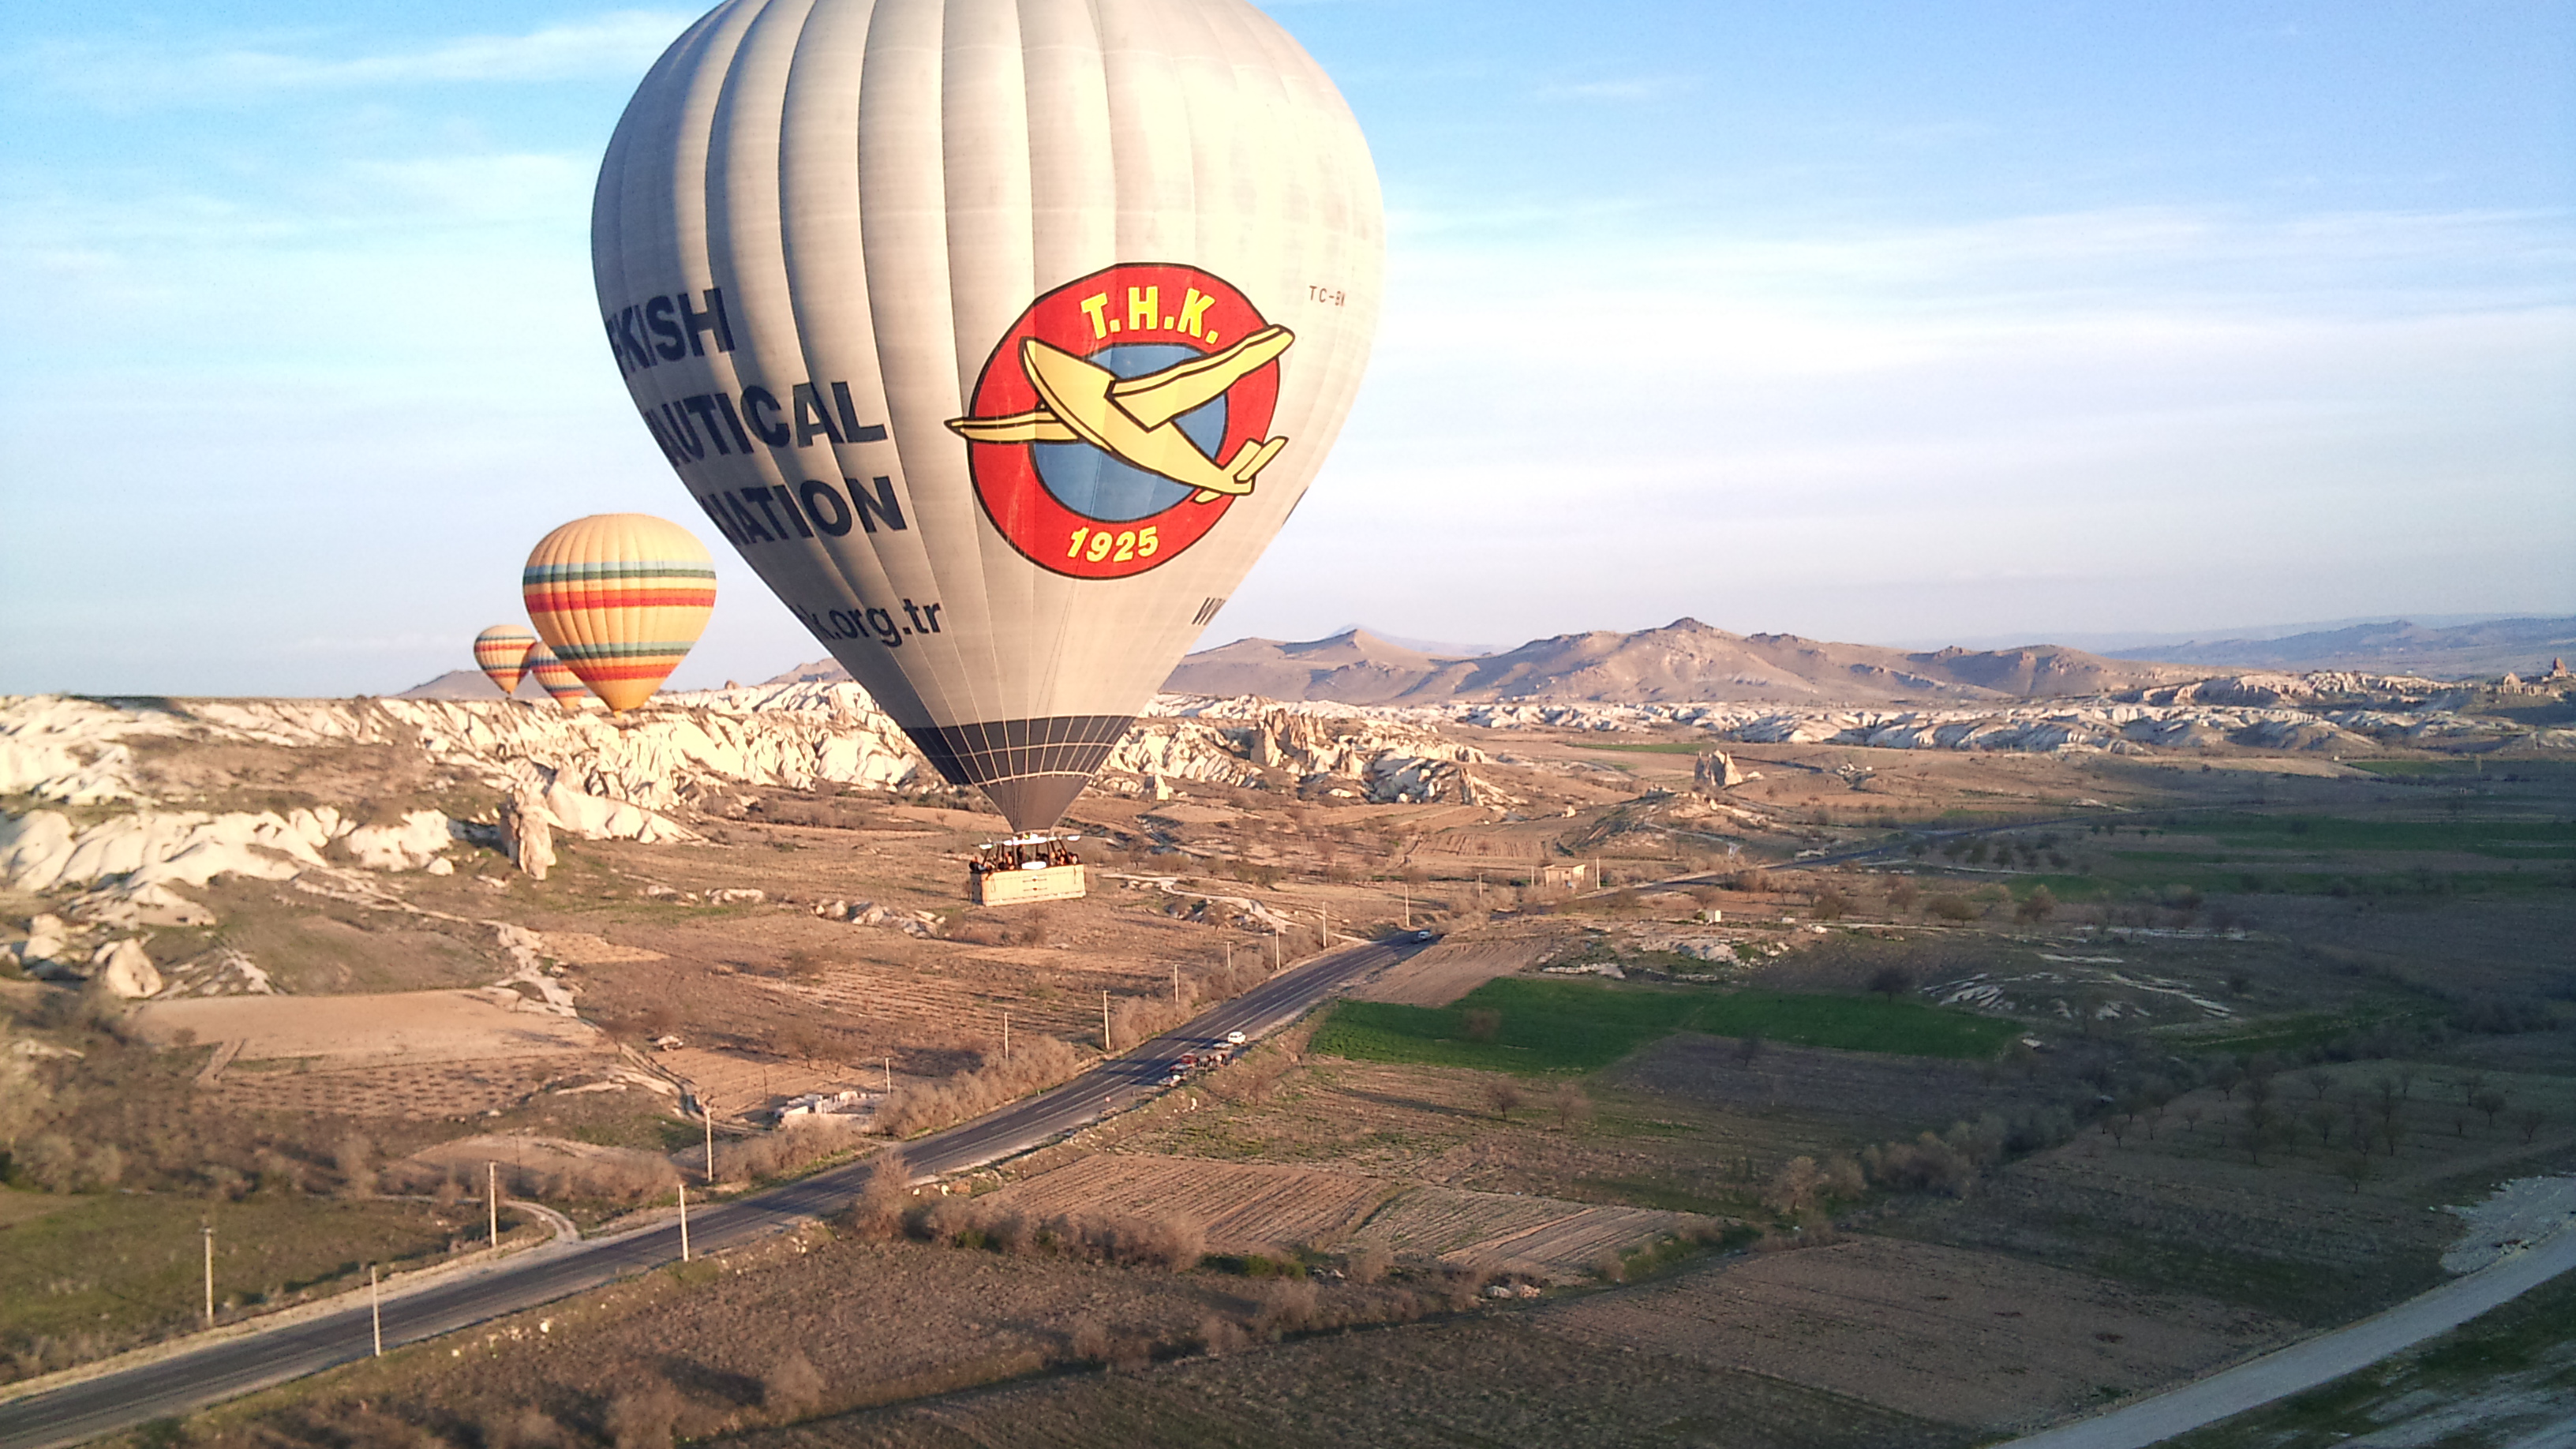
left=129, top=989, right=602, bottom=1064
left=1350, top=936, right=1554, bottom=1006
left=1541, top=1236, right=2288, bottom=1434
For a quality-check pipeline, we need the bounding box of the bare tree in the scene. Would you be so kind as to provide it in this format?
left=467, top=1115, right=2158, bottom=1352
left=2473, top=1090, right=2509, bottom=1130
left=1549, top=1083, right=1593, bottom=1130
left=1483, top=1079, right=1525, bottom=1119
left=2514, top=1107, right=2547, bottom=1144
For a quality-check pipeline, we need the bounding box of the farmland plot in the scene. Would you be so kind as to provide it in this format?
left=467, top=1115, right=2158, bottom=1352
left=1358, top=1186, right=1698, bottom=1281
left=989, top=1154, right=1703, bottom=1281
left=1540, top=1236, right=2288, bottom=1434
left=983, top=1154, right=1398, bottom=1250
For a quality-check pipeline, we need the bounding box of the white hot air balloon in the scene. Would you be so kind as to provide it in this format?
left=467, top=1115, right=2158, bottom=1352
left=593, top=0, right=1381, bottom=830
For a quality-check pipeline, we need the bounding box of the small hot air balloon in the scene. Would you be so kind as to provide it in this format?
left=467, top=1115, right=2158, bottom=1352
left=593, top=0, right=1381, bottom=829
left=523, top=643, right=596, bottom=708
left=522, top=515, right=717, bottom=712
left=473, top=625, right=539, bottom=699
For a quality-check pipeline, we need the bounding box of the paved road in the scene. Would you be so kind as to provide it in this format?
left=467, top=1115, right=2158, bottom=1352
left=2002, top=1226, right=2576, bottom=1448
left=0, top=937, right=1415, bottom=1449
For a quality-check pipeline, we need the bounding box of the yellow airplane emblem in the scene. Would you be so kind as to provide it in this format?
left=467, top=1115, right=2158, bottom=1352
left=947, top=326, right=1293, bottom=502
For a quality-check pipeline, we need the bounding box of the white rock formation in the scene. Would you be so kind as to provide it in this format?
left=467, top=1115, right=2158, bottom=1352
left=500, top=791, right=556, bottom=881
left=91, top=938, right=163, bottom=998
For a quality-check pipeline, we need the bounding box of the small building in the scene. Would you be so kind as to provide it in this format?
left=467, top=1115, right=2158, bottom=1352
left=1539, top=862, right=1591, bottom=891
left=777, top=1088, right=871, bottom=1121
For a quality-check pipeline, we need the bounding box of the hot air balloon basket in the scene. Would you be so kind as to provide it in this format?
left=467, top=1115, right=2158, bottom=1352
left=968, top=833, right=1088, bottom=905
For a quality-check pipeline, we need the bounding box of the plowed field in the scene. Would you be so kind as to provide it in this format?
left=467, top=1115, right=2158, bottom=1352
left=1352, top=937, right=1554, bottom=1006
left=987, top=1153, right=1703, bottom=1282
left=983, top=1153, right=1395, bottom=1250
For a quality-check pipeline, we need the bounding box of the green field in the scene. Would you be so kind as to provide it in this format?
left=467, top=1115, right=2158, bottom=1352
left=2200, top=813, right=2576, bottom=858
left=1310, top=977, right=2020, bottom=1075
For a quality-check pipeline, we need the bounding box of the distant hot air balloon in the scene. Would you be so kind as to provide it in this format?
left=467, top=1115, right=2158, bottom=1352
left=593, top=0, right=1381, bottom=829
left=473, top=625, right=539, bottom=699
left=522, top=642, right=595, bottom=709
left=522, top=515, right=717, bottom=712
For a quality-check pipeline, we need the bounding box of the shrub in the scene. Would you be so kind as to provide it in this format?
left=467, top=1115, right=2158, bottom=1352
left=876, top=1036, right=1087, bottom=1138
left=1925, top=895, right=1978, bottom=923
left=762, top=1350, right=826, bottom=1417
left=605, top=1381, right=685, bottom=1449
left=841, top=1151, right=911, bottom=1240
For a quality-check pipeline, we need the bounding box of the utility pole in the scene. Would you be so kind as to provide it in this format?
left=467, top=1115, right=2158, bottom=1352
left=884, top=1056, right=893, bottom=1092
left=679, top=1181, right=691, bottom=1263
left=487, top=1163, right=500, bottom=1252
left=369, top=1265, right=383, bottom=1357
left=1102, top=990, right=1113, bottom=1053
left=1172, top=962, right=1181, bottom=1007
left=202, top=1225, right=214, bottom=1327
left=702, top=1093, right=717, bottom=1186
left=1002, top=1010, right=1010, bottom=1065
left=1402, top=882, right=1410, bottom=929
left=1271, top=928, right=1280, bottom=971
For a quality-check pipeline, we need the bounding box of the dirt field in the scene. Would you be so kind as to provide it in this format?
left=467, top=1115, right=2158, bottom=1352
left=1601, top=1030, right=2038, bottom=1126
left=1542, top=1236, right=2286, bottom=1434
left=129, top=990, right=602, bottom=1065
left=1350, top=935, right=1555, bottom=1006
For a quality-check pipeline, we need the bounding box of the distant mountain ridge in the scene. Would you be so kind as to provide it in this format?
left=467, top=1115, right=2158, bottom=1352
left=773, top=621, right=2207, bottom=706
left=2110, top=616, right=2576, bottom=679
left=396, top=669, right=544, bottom=702
left=1161, top=620, right=2204, bottom=705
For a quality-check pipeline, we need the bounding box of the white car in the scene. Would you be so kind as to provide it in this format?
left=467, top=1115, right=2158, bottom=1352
left=1224, top=1030, right=1248, bottom=1046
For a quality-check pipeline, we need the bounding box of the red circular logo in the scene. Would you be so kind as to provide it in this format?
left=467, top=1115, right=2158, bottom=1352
left=951, top=263, right=1290, bottom=579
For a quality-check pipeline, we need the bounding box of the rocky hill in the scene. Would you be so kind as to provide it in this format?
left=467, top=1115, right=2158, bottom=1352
left=2110, top=616, right=2576, bottom=679
left=1163, top=620, right=2203, bottom=705
left=397, top=669, right=541, bottom=702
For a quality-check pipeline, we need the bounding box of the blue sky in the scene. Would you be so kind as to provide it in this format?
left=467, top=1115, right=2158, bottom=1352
left=2, top=1, right=2570, bottom=694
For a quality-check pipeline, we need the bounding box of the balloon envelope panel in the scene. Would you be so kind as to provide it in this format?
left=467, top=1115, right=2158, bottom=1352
left=593, top=0, right=1382, bottom=827
left=473, top=625, right=539, bottom=698
left=522, top=514, right=718, bottom=712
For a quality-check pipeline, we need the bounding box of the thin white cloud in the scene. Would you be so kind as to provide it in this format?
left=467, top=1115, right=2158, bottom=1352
left=1537, top=75, right=1690, bottom=103
left=12, top=11, right=695, bottom=107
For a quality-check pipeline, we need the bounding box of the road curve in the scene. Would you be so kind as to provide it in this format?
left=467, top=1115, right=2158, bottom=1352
left=0, top=938, right=1415, bottom=1449
left=2001, top=1226, right=2576, bottom=1449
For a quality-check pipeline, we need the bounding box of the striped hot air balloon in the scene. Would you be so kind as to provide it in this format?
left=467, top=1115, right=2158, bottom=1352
left=472, top=625, right=539, bottom=698
left=522, top=515, right=717, bottom=712
left=523, top=642, right=597, bottom=708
